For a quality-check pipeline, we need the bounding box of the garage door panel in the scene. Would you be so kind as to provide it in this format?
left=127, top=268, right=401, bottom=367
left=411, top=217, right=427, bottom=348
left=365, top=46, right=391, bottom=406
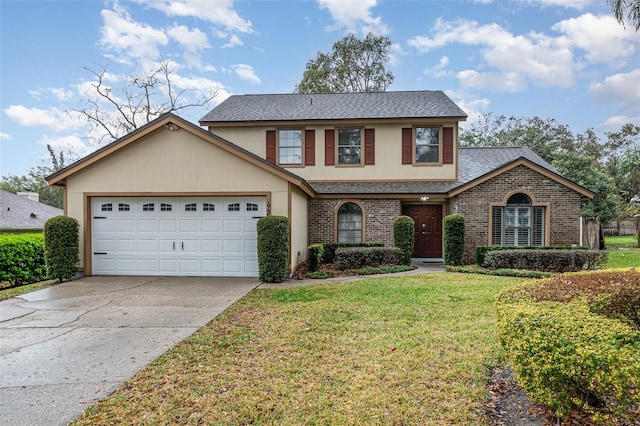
left=92, top=197, right=264, bottom=277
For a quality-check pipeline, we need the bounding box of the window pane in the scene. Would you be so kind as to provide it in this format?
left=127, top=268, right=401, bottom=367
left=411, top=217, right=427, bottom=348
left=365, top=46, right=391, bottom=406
left=517, top=208, right=530, bottom=227
left=415, top=127, right=439, bottom=163
left=337, top=202, right=362, bottom=243
left=278, top=129, right=303, bottom=164
left=338, top=129, right=362, bottom=164
left=185, top=203, right=197, bottom=212
left=161, top=203, right=172, bottom=211
left=203, top=203, right=215, bottom=212
left=533, top=207, right=545, bottom=246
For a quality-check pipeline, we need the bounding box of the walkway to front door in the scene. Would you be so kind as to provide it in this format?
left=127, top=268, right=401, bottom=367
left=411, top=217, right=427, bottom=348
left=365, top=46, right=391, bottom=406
left=402, top=204, right=443, bottom=259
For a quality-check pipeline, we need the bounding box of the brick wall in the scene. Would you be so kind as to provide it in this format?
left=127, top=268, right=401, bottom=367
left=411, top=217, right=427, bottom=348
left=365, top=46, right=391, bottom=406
left=449, top=165, right=583, bottom=263
left=308, top=199, right=402, bottom=246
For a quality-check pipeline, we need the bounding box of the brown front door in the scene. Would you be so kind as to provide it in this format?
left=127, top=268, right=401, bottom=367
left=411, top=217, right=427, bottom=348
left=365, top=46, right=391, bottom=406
left=402, top=205, right=443, bottom=258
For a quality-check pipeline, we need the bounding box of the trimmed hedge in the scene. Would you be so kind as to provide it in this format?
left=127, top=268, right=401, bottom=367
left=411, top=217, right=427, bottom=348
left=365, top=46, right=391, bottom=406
left=334, top=246, right=401, bottom=270
left=307, top=243, right=324, bottom=273
left=393, top=215, right=415, bottom=265
left=475, top=245, right=588, bottom=267
left=257, top=216, right=289, bottom=283
left=44, top=216, right=80, bottom=282
left=495, top=270, right=640, bottom=423
left=0, top=233, right=47, bottom=286
left=485, top=249, right=607, bottom=272
left=443, top=214, right=465, bottom=266
left=320, top=242, right=384, bottom=264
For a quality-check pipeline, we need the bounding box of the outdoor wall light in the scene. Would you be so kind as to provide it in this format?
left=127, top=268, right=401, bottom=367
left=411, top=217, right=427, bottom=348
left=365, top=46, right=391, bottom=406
left=420, top=196, right=429, bottom=201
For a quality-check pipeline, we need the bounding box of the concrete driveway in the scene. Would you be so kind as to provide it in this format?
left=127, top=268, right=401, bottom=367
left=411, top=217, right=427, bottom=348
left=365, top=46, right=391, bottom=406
left=0, top=276, right=259, bottom=426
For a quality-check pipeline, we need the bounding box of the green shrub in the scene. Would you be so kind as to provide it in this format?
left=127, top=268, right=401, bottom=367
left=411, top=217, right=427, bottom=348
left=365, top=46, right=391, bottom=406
left=306, top=270, right=338, bottom=279
left=495, top=271, right=640, bottom=424
left=443, top=214, right=465, bottom=266
left=307, top=243, right=324, bottom=272
left=475, top=245, right=588, bottom=266
left=44, top=216, right=79, bottom=282
left=334, top=247, right=401, bottom=270
left=486, top=249, right=607, bottom=273
left=257, top=216, right=289, bottom=283
left=393, top=215, right=415, bottom=265
left=321, top=242, right=384, bottom=264
left=595, top=286, right=640, bottom=330
left=0, top=233, right=47, bottom=286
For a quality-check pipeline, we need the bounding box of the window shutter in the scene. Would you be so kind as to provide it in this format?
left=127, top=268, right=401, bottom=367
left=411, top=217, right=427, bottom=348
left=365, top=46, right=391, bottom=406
left=364, top=128, right=375, bottom=165
left=325, top=129, right=335, bottom=165
left=443, top=127, right=454, bottom=164
left=533, top=207, right=545, bottom=246
left=492, top=207, right=503, bottom=245
left=402, top=128, right=412, bottom=164
left=266, top=130, right=276, bottom=164
left=305, top=129, right=315, bottom=166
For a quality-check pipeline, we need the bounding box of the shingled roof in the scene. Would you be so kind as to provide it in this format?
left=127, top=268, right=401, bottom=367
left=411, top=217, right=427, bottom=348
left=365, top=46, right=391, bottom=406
left=200, top=91, right=468, bottom=123
left=308, top=146, right=568, bottom=195
left=0, top=190, right=63, bottom=231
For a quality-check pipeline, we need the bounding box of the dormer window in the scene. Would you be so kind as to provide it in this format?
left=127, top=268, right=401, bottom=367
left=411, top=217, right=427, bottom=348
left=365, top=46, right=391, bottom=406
left=337, top=129, right=362, bottom=165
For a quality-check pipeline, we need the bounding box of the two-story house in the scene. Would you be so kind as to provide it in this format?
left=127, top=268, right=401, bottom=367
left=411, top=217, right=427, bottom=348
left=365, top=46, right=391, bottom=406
left=47, top=91, right=593, bottom=277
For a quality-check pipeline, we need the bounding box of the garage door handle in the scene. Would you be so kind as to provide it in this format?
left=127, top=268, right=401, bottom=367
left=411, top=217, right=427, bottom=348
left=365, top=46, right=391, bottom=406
left=181, top=242, right=184, bottom=250
left=173, top=242, right=175, bottom=251
left=252, top=216, right=264, bottom=219
left=93, top=216, right=107, bottom=219
left=94, top=252, right=107, bottom=255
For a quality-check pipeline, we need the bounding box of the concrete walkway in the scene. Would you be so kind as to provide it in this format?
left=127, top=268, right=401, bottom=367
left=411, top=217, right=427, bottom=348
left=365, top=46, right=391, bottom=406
left=0, top=276, right=259, bottom=426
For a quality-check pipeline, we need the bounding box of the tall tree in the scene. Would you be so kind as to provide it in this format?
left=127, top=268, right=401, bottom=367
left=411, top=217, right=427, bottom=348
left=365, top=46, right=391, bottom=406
left=73, top=59, right=217, bottom=145
left=609, top=0, right=640, bottom=31
left=295, top=33, right=394, bottom=93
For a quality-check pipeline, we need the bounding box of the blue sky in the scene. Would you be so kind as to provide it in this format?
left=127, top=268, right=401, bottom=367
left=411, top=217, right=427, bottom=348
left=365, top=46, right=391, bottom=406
left=1, top=0, right=639, bottom=178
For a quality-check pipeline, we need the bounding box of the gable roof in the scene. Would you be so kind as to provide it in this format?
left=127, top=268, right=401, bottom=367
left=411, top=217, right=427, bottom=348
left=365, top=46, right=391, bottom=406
left=0, top=190, right=63, bottom=231
left=200, top=91, right=468, bottom=124
left=46, top=113, right=316, bottom=196
left=309, top=146, right=594, bottom=199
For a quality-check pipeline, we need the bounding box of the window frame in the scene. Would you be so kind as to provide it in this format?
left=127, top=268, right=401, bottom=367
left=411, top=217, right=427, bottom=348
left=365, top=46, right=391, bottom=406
left=336, top=128, right=364, bottom=166
left=335, top=201, right=365, bottom=243
left=277, top=128, right=304, bottom=166
left=413, top=126, right=442, bottom=165
left=489, top=192, right=550, bottom=247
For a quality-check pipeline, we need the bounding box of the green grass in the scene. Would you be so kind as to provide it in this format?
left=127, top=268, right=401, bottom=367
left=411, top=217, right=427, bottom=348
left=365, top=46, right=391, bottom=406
left=0, top=280, right=56, bottom=301
left=73, top=273, right=524, bottom=425
left=605, top=235, right=640, bottom=269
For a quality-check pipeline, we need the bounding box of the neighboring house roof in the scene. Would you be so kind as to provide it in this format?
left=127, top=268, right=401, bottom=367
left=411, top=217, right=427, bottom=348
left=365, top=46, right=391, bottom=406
left=46, top=113, right=316, bottom=197
left=309, top=146, right=594, bottom=199
left=200, top=91, right=468, bottom=124
left=0, top=190, right=63, bottom=231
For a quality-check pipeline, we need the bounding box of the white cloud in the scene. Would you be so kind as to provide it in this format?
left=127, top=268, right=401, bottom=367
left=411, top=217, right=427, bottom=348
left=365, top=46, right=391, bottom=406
left=232, top=64, right=261, bottom=84
left=423, top=55, right=450, bottom=78
left=531, top=0, right=592, bottom=10
left=0, top=133, right=12, bottom=140
left=590, top=69, right=640, bottom=104
left=552, top=13, right=638, bottom=65
left=4, top=105, right=84, bottom=132
left=99, top=4, right=168, bottom=63
left=408, top=18, right=575, bottom=91
left=317, top=0, right=390, bottom=35
left=39, top=134, right=92, bottom=158
left=222, top=34, right=243, bottom=49
left=137, top=0, right=253, bottom=33
left=167, top=24, right=209, bottom=52
left=446, top=90, right=491, bottom=125
left=28, top=87, right=75, bottom=102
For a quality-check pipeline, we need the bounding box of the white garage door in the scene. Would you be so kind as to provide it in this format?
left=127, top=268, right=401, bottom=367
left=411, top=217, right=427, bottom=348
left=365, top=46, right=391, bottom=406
left=91, top=197, right=266, bottom=277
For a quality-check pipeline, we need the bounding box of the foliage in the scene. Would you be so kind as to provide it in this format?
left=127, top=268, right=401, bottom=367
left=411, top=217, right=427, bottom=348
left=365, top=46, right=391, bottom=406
left=0, top=233, right=47, bottom=286
left=595, top=286, right=640, bottom=330
left=257, top=216, right=289, bottom=283
left=0, top=280, right=55, bottom=301
left=305, top=264, right=412, bottom=279
left=295, top=33, right=394, bottom=93
left=73, top=59, right=217, bottom=145
left=485, top=249, right=607, bottom=272
left=496, top=270, right=640, bottom=423
left=334, top=246, right=401, bottom=270
left=446, top=264, right=554, bottom=279
left=393, top=215, right=415, bottom=265
left=0, top=145, right=69, bottom=208
left=44, top=216, right=80, bottom=282
left=307, top=243, right=324, bottom=272
left=443, top=214, right=465, bottom=266
left=305, top=269, right=339, bottom=279
left=321, top=241, right=384, bottom=264
left=475, top=244, right=587, bottom=266
left=608, top=0, right=640, bottom=31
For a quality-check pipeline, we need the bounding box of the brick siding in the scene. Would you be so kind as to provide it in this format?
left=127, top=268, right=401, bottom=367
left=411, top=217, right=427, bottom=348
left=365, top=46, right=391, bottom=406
left=449, top=165, right=583, bottom=263
left=308, top=199, right=401, bottom=247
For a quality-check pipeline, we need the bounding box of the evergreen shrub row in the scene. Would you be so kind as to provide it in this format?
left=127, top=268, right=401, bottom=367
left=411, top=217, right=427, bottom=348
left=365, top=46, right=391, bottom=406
left=485, top=249, right=607, bottom=272
left=334, top=246, right=402, bottom=270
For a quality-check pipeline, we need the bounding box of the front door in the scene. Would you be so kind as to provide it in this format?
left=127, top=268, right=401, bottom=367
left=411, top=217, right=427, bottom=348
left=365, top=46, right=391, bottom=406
left=402, top=205, right=443, bottom=259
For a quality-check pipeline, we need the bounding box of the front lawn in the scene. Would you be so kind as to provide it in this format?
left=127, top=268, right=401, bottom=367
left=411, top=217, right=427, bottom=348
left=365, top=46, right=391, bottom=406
left=605, top=234, right=640, bottom=269
left=74, top=273, right=524, bottom=425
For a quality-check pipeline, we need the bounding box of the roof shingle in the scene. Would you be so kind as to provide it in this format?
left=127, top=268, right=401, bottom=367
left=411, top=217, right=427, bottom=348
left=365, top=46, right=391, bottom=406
left=0, top=190, right=63, bottom=230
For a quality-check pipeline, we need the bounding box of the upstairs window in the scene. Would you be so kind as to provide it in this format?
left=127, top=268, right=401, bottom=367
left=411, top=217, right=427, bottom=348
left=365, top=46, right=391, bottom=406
left=337, top=129, right=362, bottom=165
left=278, top=129, right=303, bottom=165
left=415, top=127, right=440, bottom=163
left=337, top=202, right=363, bottom=243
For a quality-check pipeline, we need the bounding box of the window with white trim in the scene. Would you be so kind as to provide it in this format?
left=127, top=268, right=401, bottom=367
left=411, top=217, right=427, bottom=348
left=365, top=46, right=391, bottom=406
left=337, top=202, right=363, bottom=243
left=278, top=129, right=303, bottom=164
left=246, top=203, right=259, bottom=212
left=337, top=129, right=362, bottom=165
left=492, top=193, right=545, bottom=246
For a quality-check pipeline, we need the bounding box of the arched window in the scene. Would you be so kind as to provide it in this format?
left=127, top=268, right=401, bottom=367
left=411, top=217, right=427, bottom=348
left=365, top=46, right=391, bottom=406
left=337, top=202, right=363, bottom=243
left=492, top=193, right=545, bottom=246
